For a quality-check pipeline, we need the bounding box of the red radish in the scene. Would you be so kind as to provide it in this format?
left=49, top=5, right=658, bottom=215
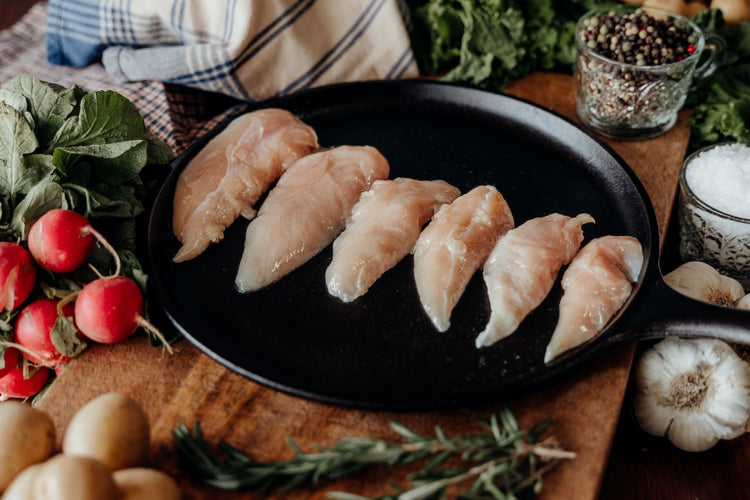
left=0, top=362, right=50, bottom=399
left=27, top=209, right=96, bottom=273
left=15, top=298, right=82, bottom=367
left=27, top=209, right=120, bottom=275
left=0, top=347, right=19, bottom=379
left=0, top=242, right=37, bottom=311
left=74, top=276, right=172, bottom=353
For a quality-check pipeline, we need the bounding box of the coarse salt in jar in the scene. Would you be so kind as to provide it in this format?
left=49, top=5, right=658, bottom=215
left=678, top=142, right=750, bottom=288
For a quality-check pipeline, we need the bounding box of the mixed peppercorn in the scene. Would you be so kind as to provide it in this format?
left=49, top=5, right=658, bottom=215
left=579, top=9, right=698, bottom=66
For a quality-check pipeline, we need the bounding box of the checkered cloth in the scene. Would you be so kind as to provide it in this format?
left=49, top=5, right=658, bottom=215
left=2, top=1, right=418, bottom=155
left=1, top=2, right=242, bottom=154
left=45, top=0, right=419, bottom=102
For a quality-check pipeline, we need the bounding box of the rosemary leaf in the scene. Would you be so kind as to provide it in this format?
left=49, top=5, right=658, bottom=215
left=172, top=409, right=576, bottom=498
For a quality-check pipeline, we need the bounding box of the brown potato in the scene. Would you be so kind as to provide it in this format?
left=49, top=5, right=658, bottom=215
left=2, top=462, right=44, bottom=500
left=114, top=467, right=182, bottom=500
left=0, top=401, right=56, bottom=492
left=33, top=454, right=118, bottom=500
left=62, top=392, right=150, bottom=470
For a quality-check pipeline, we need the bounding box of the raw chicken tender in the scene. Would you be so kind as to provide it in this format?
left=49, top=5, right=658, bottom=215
left=235, top=145, right=390, bottom=293
left=475, top=213, right=595, bottom=348
left=172, top=108, right=318, bottom=262
left=326, top=178, right=460, bottom=303
left=544, top=235, right=643, bottom=363
left=414, top=185, right=514, bottom=332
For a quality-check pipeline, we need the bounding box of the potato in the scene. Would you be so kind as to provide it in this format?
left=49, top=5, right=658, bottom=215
left=0, top=401, right=56, bottom=492
left=33, top=454, right=118, bottom=500
left=2, top=462, right=44, bottom=500
left=62, top=392, right=150, bottom=470
left=114, top=467, right=182, bottom=500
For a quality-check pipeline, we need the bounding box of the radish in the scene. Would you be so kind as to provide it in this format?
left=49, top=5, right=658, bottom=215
left=0, top=242, right=37, bottom=311
left=27, top=209, right=119, bottom=274
left=0, top=362, right=50, bottom=400
left=0, top=347, right=19, bottom=379
left=14, top=298, right=84, bottom=367
left=74, top=276, right=172, bottom=353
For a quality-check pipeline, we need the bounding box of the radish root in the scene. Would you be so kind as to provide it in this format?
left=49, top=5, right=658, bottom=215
left=82, top=225, right=122, bottom=277
left=135, top=315, right=174, bottom=355
left=0, top=341, right=60, bottom=369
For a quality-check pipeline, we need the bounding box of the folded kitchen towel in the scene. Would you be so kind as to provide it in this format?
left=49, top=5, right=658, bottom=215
left=45, top=0, right=420, bottom=102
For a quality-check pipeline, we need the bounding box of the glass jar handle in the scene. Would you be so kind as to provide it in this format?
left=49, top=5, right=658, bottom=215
left=691, top=33, right=726, bottom=89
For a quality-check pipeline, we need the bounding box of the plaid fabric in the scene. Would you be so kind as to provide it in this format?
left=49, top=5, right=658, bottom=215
left=1, top=2, right=244, bottom=155
left=45, top=0, right=419, bottom=102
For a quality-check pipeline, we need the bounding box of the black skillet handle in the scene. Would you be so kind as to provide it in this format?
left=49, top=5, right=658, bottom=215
left=609, top=276, right=750, bottom=346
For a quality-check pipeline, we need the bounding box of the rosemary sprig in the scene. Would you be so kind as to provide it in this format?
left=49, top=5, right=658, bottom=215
left=173, top=408, right=576, bottom=499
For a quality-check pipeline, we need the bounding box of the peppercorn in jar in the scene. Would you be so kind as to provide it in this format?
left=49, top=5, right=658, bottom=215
left=573, top=6, right=721, bottom=139
left=579, top=9, right=698, bottom=67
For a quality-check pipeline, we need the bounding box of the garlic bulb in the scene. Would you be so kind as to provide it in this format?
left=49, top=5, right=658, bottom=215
left=739, top=294, right=750, bottom=311
left=663, top=261, right=745, bottom=307
left=634, top=337, right=750, bottom=452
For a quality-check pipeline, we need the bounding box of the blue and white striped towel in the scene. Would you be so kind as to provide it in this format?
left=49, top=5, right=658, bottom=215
left=46, top=0, right=420, bottom=102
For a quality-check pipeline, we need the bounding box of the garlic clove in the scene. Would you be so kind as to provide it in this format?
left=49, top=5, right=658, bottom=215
left=634, top=390, right=675, bottom=436
left=633, top=337, right=750, bottom=452
left=738, top=294, right=750, bottom=311
left=667, top=412, right=723, bottom=452
left=663, top=261, right=745, bottom=307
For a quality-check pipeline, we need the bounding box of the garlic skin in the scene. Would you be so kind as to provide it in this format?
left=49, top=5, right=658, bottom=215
left=663, top=261, right=745, bottom=307
left=738, top=294, right=750, bottom=311
left=634, top=337, right=750, bottom=452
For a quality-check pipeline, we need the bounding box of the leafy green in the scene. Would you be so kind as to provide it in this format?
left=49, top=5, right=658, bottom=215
left=404, top=0, right=616, bottom=88
left=0, top=102, right=40, bottom=201
left=0, top=74, right=177, bottom=374
left=1, top=74, right=80, bottom=145
left=402, top=2, right=749, bottom=151
left=0, top=75, right=173, bottom=241
left=687, top=10, right=750, bottom=151
left=53, top=139, right=149, bottom=185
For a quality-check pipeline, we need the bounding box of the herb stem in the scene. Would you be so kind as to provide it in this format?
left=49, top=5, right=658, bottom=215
left=173, top=409, right=575, bottom=498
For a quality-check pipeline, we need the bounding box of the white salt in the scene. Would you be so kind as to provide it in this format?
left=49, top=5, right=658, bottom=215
left=685, top=143, right=750, bottom=219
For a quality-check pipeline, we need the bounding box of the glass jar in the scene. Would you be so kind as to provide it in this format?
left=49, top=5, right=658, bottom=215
left=678, top=143, right=750, bottom=288
left=574, top=5, right=723, bottom=139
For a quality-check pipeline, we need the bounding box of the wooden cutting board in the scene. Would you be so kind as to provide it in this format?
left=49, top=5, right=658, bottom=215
left=35, top=72, right=691, bottom=500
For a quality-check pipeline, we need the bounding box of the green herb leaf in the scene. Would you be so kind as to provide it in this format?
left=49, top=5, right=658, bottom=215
left=10, top=178, right=64, bottom=238
left=146, top=132, right=175, bottom=165
left=408, top=0, right=609, bottom=89
left=53, top=139, right=148, bottom=186
left=1, top=74, right=78, bottom=144
left=173, top=411, right=576, bottom=498
left=18, top=154, right=56, bottom=195
left=51, top=315, right=87, bottom=358
left=62, top=182, right=144, bottom=219
left=0, top=102, right=40, bottom=202
left=0, top=89, right=31, bottom=114
left=48, top=90, right=148, bottom=150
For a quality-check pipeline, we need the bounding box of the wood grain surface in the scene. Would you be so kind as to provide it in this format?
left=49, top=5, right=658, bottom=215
left=32, top=72, right=694, bottom=500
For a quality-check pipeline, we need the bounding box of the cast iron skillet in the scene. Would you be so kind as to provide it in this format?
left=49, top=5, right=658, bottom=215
left=148, top=79, right=749, bottom=411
